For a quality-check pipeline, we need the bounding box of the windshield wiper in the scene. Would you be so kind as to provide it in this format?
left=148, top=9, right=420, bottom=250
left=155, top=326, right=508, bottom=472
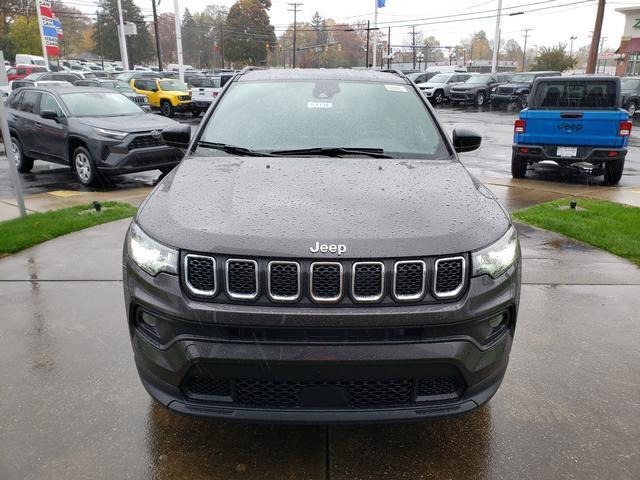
left=198, top=141, right=274, bottom=157
left=269, top=147, right=393, bottom=159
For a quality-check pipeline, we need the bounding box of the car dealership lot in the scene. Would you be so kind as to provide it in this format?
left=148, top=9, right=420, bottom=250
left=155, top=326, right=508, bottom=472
left=1, top=104, right=640, bottom=479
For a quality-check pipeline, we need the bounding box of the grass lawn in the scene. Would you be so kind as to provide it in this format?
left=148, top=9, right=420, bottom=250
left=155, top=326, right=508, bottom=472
left=513, top=198, right=640, bottom=266
left=0, top=202, right=137, bottom=256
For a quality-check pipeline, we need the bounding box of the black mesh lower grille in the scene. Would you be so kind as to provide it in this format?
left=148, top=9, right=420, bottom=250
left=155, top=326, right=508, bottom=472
left=311, top=263, right=342, bottom=300
left=181, top=373, right=465, bottom=408
left=416, top=376, right=463, bottom=399
left=394, top=262, right=425, bottom=298
left=235, top=378, right=413, bottom=408
left=183, top=375, right=231, bottom=397
left=269, top=262, right=299, bottom=299
left=435, top=259, right=464, bottom=294
left=227, top=260, right=257, bottom=297
left=186, top=256, right=215, bottom=293
left=353, top=263, right=383, bottom=300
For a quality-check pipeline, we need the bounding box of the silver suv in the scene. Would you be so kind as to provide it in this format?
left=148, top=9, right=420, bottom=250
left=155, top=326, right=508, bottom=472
left=416, top=73, right=472, bottom=104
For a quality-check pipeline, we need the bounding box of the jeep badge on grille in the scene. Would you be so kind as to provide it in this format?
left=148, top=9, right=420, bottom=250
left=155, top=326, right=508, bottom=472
left=309, top=242, right=347, bottom=255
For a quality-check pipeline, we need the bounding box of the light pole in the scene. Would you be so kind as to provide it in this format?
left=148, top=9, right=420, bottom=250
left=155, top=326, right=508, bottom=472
left=491, top=0, right=503, bottom=73
left=417, top=51, right=424, bottom=70
left=569, top=35, right=578, bottom=57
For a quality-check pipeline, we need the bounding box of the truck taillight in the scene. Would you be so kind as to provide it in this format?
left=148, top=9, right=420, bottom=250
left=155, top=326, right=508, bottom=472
left=618, top=121, right=632, bottom=136
left=514, top=119, right=526, bottom=133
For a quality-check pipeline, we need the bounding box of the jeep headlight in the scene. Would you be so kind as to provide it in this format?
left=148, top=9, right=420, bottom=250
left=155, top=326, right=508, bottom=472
left=127, top=222, right=178, bottom=276
left=471, top=226, right=519, bottom=278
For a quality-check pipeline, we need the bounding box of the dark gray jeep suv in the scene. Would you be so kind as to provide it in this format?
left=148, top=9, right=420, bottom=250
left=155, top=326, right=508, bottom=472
left=123, top=68, right=521, bottom=423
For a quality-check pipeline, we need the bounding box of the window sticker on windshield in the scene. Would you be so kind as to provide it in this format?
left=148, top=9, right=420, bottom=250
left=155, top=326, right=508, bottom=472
left=385, top=84, right=407, bottom=93
left=307, top=101, right=333, bottom=109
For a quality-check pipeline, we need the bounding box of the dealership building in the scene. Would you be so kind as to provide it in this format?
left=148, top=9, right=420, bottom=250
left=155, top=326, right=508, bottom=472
left=615, top=7, right=640, bottom=76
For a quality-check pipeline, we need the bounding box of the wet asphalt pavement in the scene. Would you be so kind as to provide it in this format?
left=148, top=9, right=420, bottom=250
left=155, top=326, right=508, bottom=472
left=1, top=219, right=640, bottom=479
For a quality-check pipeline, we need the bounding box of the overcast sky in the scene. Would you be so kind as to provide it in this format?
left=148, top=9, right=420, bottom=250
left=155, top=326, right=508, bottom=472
left=141, top=0, right=632, bottom=52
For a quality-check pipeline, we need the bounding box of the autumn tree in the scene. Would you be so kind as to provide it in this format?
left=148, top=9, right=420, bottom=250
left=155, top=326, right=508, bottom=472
left=94, top=0, right=154, bottom=65
left=223, top=0, right=275, bottom=66
left=50, top=2, right=94, bottom=57
left=464, top=30, right=493, bottom=61
left=529, top=43, right=577, bottom=72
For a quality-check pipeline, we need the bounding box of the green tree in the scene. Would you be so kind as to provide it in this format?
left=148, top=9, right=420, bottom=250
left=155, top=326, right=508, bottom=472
left=530, top=43, right=577, bottom=72
left=8, top=16, right=41, bottom=56
left=93, top=0, right=154, bottom=65
left=223, top=0, right=276, bottom=66
left=181, top=8, right=198, bottom=66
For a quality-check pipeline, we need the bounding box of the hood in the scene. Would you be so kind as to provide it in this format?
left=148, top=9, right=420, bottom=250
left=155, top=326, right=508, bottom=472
left=451, top=85, right=475, bottom=91
left=137, top=156, right=510, bottom=258
left=501, top=82, right=531, bottom=88
left=419, top=82, right=447, bottom=89
left=77, top=113, right=177, bottom=133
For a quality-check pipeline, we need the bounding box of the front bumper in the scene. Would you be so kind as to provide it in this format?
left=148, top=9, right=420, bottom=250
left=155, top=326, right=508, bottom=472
left=173, top=100, right=194, bottom=112
left=123, top=252, right=521, bottom=423
left=450, top=91, right=475, bottom=102
left=492, top=93, right=521, bottom=103
left=93, top=134, right=184, bottom=175
left=513, top=144, right=627, bottom=164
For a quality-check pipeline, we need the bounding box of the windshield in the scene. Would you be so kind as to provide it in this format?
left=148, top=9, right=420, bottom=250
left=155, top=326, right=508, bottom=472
left=61, top=92, right=143, bottom=117
left=198, top=80, right=448, bottom=158
left=465, top=74, right=491, bottom=84
left=428, top=74, right=450, bottom=83
left=509, top=74, right=536, bottom=83
left=621, top=78, right=640, bottom=90
left=159, top=80, right=188, bottom=91
left=32, top=59, right=46, bottom=66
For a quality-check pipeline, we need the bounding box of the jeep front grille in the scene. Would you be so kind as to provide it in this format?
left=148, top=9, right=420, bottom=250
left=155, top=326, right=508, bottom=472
left=181, top=254, right=467, bottom=305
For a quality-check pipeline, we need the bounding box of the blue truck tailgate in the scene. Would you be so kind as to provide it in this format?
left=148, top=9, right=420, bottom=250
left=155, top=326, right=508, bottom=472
left=515, top=109, right=629, bottom=148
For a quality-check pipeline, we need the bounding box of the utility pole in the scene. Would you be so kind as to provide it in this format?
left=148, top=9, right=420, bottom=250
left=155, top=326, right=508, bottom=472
left=116, top=0, right=129, bottom=70
left=586, top=0, right=605, bottom=74
left=372, top=0, right=378, bottom=70
left=365, top=20, right=370, bottom=68
left=596, top=36, right=607, bottom=72
left=288, top=3, right=302, bottom=68
left=521, top=28, right=532, bottom=72
left=151, top=0, right=163, bottom=71
left=173, top=0, right=184, bottom=82
left=96, top=11, right=104, bottom=69
left=387, top=26, right=391, bottom=69
left=220, top=25, right=224, bottom=69
left=411, top=25, right=416, bottom=69
left=491, top=0, right=503, bottom=73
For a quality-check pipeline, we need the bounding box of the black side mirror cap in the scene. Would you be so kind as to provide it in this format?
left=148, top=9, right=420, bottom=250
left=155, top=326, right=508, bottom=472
left=161, top=124, right=191, bottom=148
left=40, top=110, right=60, bottom=122
left=452, top=128, right=481, bottom=153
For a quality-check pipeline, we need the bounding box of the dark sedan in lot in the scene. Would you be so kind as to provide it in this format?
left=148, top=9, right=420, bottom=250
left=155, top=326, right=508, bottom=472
left=6, top=86, right=183, bottom=186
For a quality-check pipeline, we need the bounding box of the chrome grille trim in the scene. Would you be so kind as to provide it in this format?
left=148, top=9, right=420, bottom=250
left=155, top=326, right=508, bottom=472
left=309, top=262, right=343, bottom=304
left=392, top=260, right=427, bottom=302
left=433, top=256, right=466, bottom=299
left=267, top=261, right=301, bottom=302
left=351, top=261, right=385, bottom=303
left=184, top=254, right=217, bottom=297
left=225, top=258, right=259, bottom=301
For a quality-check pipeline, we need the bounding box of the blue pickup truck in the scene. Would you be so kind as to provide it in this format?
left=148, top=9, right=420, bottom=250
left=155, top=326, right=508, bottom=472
left=512, top=76, right=632, bottom=185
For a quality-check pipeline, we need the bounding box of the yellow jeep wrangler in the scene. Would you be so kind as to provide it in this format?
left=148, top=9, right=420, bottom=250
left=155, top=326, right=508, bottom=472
left=130, top=78, right=195, bottom=117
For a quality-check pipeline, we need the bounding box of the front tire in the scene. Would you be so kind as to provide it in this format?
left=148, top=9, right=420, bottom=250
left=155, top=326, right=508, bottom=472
left=10, top=136, right=34, bottom=173
left=518, top=94, right=529, bottom=110
left=511, top=153, right=528, bottom=178
left=475, top=91, right=486, bottom=107
left=433, top=90, right=444, bottom=104
left=72, top=146, right=100, bottom=187
left=160, top=100, right=175, bottom=118
left=604, top=158, right=625, bottom=185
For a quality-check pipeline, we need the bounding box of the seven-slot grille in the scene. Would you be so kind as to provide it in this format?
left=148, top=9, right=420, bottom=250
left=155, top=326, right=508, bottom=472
left=182, top=255, right=466, bottom=304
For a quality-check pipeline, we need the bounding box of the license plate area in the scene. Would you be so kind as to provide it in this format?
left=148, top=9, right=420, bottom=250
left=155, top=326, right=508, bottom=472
left=557, top=146, right=578, bottom=157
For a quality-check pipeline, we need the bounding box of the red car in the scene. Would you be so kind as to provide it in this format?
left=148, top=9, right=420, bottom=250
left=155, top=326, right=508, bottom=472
left=6, top=64, right=48, bottom=82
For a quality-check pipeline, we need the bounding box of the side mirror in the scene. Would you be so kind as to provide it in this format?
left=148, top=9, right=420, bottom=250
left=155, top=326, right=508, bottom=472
left=452, top=128, right=481, bottom=153
left=161, top=124, right=191, bottom=148
left=40, top=110, right=60, bottom=122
